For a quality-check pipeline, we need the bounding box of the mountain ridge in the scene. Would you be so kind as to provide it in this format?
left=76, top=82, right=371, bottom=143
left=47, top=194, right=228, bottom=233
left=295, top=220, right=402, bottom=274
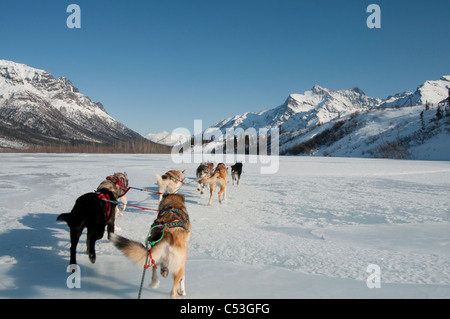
left=0, top=60, right=146, bottom=149
left=149, top=75, right=449, bottom=160
left=209, top=76, right=449, bottom=134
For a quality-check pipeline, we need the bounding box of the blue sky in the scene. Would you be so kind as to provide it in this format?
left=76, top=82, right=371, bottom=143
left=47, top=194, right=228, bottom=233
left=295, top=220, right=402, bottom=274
left=1, top=0, right=449, bottom=135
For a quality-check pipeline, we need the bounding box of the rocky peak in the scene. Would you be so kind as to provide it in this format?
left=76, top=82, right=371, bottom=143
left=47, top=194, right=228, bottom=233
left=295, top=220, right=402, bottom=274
left=0, top=59, right=142, bottom=148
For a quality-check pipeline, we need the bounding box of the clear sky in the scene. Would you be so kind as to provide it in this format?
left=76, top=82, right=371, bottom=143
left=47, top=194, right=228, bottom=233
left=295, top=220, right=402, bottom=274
left=1, top=0, right=449, bottom=135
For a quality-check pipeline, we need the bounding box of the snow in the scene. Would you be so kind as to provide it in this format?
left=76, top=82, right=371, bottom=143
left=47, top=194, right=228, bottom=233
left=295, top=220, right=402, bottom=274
left=411, top=129, right=450, bottom=161
left=279, top=104, right=450, bottom=160
left=419, top=77, right=450, bottom=104
left=0, top=137, right=27, bottom=150
left=382, top=76, right=450, bottom=108
left=0, top=153, right=449, bottom=299
left=145, top=130, right=191, bottom=146
left=207, top=76, right=449, bottom=155
left=212, top=83, right=382, bottom=133
left=0, top=60, right=117, bottom=128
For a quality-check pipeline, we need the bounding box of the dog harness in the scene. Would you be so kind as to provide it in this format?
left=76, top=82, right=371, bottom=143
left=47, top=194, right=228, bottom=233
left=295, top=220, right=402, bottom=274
left=137, top=207, right=190, bottom=299
left=96, top=192, right=112, bottom=220
left=143, top=208, right=190, bottom=270
left=214, top=166, right=227, bottom=175
left=164, top=171, right=186, bottom=185
left=152, top=208, right=190, bottom=232
left=206, top=167, right=215, bottom=177
left=200, top=163, right=215, bottom=177
left=106, top=175, right=130, bottom=197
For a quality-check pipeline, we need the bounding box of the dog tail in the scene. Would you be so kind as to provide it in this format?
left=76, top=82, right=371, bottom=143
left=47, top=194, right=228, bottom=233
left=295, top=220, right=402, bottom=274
left=200, top=177, right=210, bottom=183
left=56, top=212, right=70, bottom=222
left=110, top=233, right=149, bottom=268
left=199, top=173, right=217, bottom=184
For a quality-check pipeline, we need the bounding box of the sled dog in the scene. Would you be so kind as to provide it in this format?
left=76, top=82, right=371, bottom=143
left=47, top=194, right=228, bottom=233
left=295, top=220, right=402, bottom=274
left=110, top=193, right=191, bottom=299
left=198, top=163, right=228, bottom=206
left=155, top=169, right=185, bottom=202
left=97, top=172, right=129, bottom=218
left=196, top=162, right=214, bottom=194
left=57, top=188, right=117, bottom=265
left=231, top=162, right=243, bottom=186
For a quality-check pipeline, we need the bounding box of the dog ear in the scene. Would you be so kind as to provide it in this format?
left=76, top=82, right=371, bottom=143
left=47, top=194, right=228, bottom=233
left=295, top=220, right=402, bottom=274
left=179, top=194, right=185, bottom=202
left=182, top=170, right=185, bottom=173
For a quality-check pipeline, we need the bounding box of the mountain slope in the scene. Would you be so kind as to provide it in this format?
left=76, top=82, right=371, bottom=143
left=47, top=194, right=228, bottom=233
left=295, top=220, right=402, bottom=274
left=381, top=76, right=450, bottom=108
left=204, top=76, right=450, bottom=160
left=145, top=130, right=191, bottom=146
left=0, top=60, right=142, bottom=149
left=213, top=85, right=382, bottom=132
left=280, top=104, right=450, bottom=160
left=211, top=76, right=449, bottom=134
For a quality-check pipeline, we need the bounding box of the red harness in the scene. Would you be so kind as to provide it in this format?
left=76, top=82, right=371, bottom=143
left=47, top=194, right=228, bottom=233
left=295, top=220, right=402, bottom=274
left=97, top=192, right=112, bottom=220
left=106, top=175, right=130, bottom=198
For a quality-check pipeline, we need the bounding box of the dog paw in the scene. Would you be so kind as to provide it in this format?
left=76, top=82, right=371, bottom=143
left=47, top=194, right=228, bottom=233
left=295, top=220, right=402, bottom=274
left=160, top=267, right=169, bottom=278
left=149, top=280, right=160, bottom=289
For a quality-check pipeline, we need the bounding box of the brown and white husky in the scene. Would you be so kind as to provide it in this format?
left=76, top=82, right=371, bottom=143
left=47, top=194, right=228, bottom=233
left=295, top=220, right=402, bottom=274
left=110, top=193, right=191, bottom=299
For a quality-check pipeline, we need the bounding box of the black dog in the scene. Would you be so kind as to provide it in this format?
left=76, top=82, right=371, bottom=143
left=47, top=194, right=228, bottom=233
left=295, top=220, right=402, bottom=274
left=231, top=162, right=243, bottom=186
left=57, top=188, right=117, bottom=265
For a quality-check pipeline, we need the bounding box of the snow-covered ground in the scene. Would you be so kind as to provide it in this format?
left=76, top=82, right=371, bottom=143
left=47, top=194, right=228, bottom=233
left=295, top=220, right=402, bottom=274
left=0, top=154, right=449, bottom=299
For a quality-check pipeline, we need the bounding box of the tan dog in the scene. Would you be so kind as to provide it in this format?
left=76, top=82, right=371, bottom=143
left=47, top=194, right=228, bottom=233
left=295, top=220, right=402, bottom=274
left=97, top=172, right=128, bottom=218
left=110, top=194, right=191, bottom=299
left=155, top=170, right=185, bottom=202
left=198, top=163, right=228, bottom=206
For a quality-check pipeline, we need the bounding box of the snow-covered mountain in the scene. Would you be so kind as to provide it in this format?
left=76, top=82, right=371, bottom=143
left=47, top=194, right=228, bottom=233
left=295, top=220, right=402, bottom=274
left=212, top=77, right=450, bottom=134
left=145, top=130, right=191, bottom=146
left=279, top=104, right=450, bottom=160
left=204, top=76, right=450, bottom=160
left=381, top=76, right=450, bottom=108
left=213, top=85, right=382, bottom=132
left=0, top=60, right=142, bottom=149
